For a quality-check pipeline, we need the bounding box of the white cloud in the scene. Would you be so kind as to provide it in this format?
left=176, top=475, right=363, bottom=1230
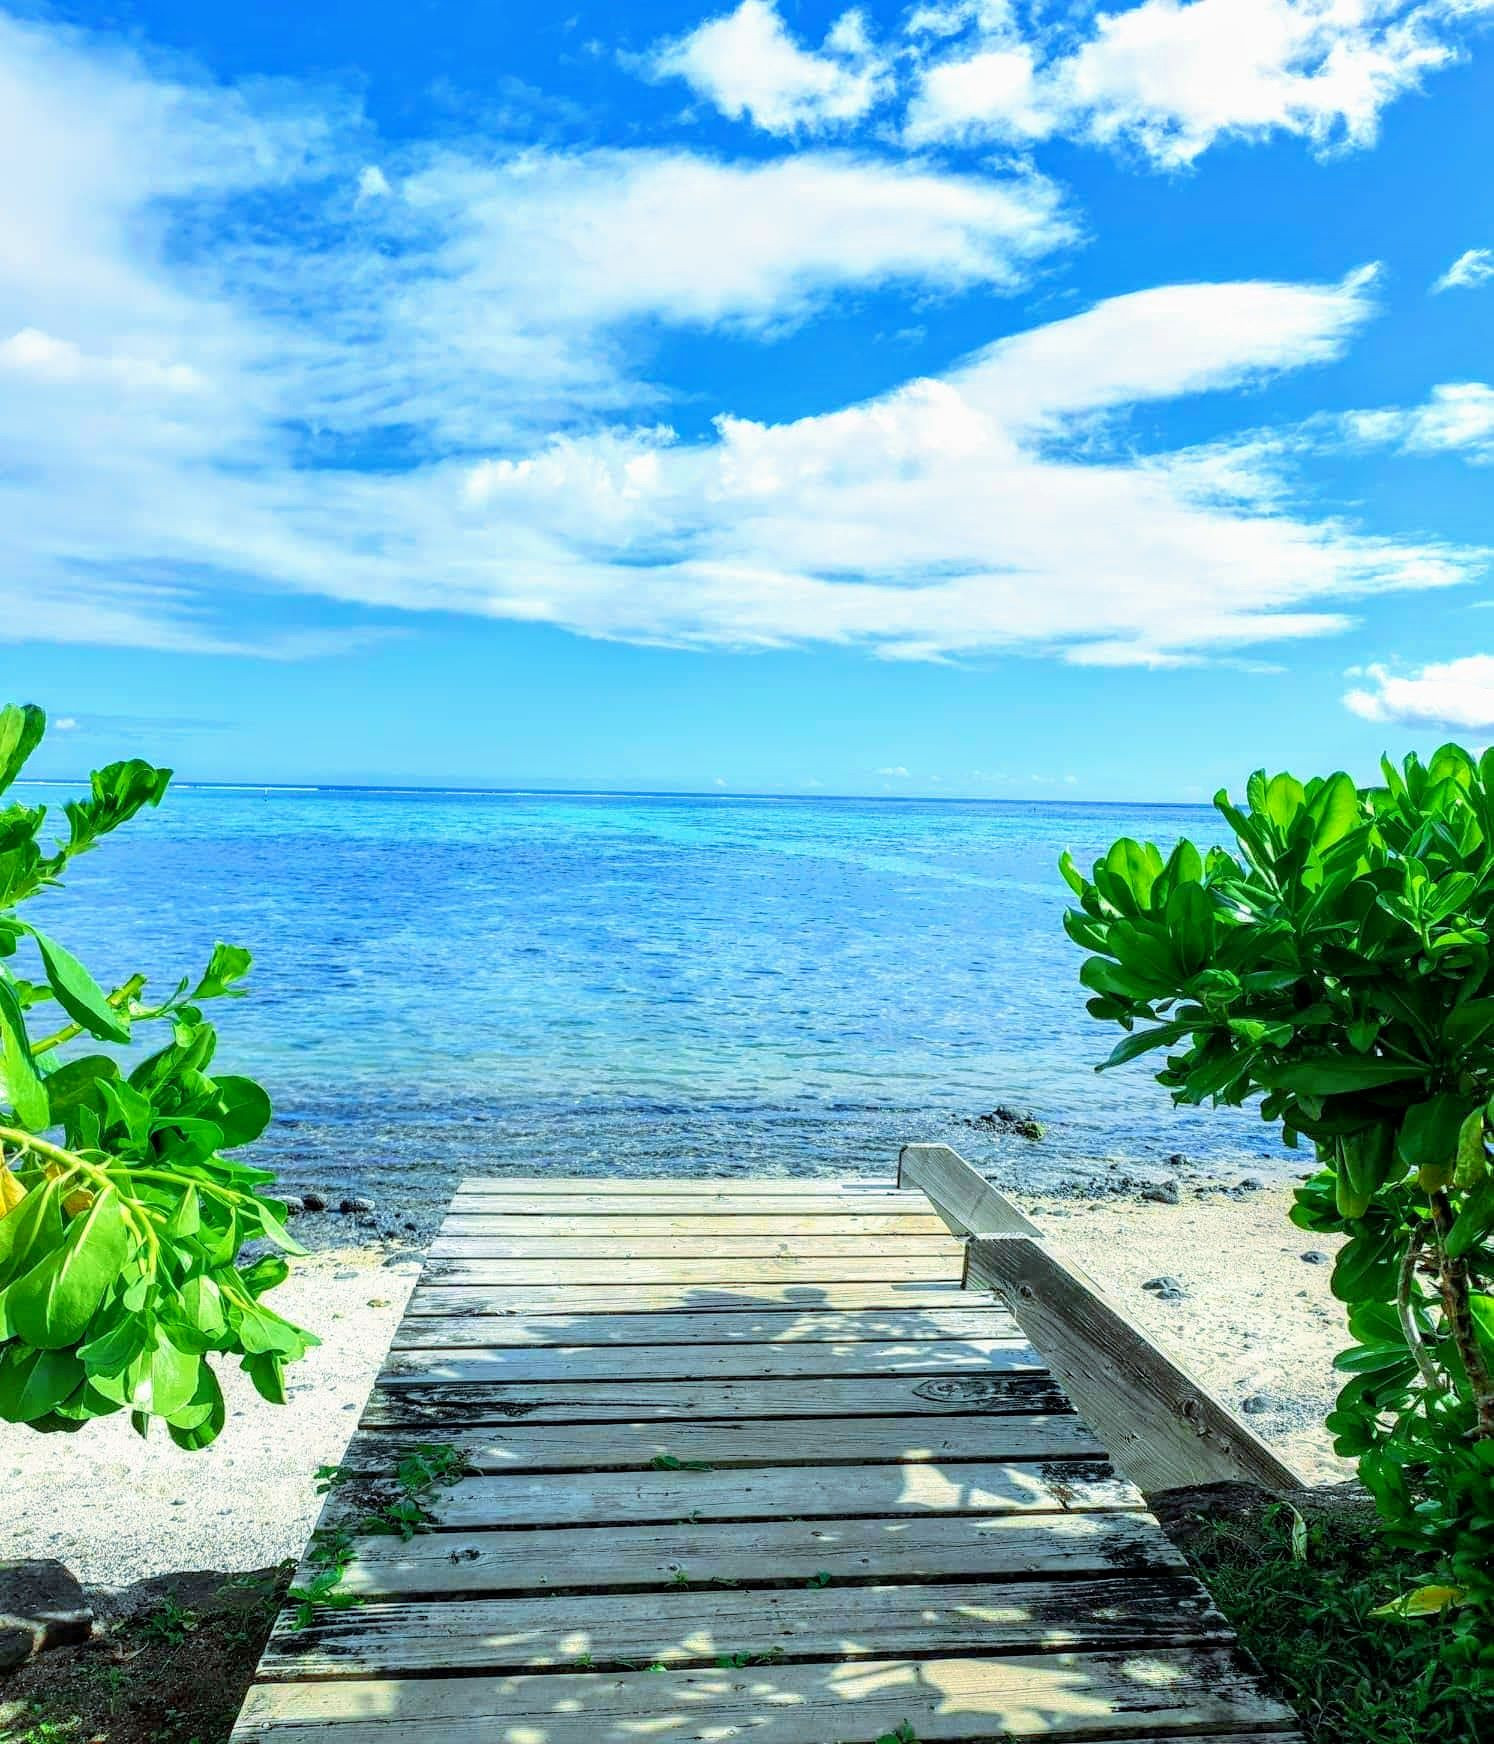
left=0, top=10, right=1484, bottom=670
left=1346, top=656, right=1494, bottom=730
left=903, top=0, right=1493, bottom=166
left=905, top=43, right=1050, bottom=144
left=0, top=10, right=1072, bottom=654
left=1432, top=246, right=1494, bottom=293
left=53, top=717, right=79, bottom=731
left=646, top=1, right=892, bottom=134
left=1345, top=383, right=1494, bottom=457
left=877, top=765, right=911, bottom=776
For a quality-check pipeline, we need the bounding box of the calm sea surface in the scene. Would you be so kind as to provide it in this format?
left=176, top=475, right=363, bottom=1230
left=23, top=786, right=1292, bottom=1212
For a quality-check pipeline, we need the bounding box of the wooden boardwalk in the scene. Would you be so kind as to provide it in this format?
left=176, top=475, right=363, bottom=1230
left=233, top=1174, right=1301, bottom=1744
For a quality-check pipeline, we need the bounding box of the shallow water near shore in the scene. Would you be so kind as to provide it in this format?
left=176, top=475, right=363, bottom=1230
left=23, top=784, right=1295, bottom=1214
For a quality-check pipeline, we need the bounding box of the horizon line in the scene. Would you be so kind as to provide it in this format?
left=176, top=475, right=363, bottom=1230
left=14, top=777, right=1217, bottom=809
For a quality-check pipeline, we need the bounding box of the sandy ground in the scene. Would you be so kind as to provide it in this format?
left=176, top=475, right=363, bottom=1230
left=0, top=1250, right=421, bottom=1590
left=1, top=1183, right=1351, bottom=1593
left=1015, top=1186, right=1350, bottom=1484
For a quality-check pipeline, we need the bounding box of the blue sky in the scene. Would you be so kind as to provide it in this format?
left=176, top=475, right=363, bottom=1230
left=5, top=0, right=1494, bottom=796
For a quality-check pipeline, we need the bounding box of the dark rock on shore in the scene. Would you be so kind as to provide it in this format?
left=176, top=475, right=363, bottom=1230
left=300, top=1191, right=328, bottom=1212
left=0, top=1559, right=93, bottom=1673
left=1142, top=1275, right=1188, bottom=1301
left=1140, top=1180, right=1180, bottom=1204
left=960, top=1105, right=1045, bottom=1141
left=339, top=1196, right=376, bottom=1215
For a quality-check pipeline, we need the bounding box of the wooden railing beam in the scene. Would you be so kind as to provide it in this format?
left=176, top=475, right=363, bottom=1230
left=900, top=1143, right=1306, bottom=1495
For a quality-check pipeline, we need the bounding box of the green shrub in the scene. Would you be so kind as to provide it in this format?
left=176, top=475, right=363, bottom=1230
left=0, top=703, right=313, bottom=1445
left=1061, top=746, right=1494, bottom=1630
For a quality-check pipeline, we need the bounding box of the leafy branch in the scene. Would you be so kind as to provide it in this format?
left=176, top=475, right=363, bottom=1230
left=1063, top=745, right=1494, bottom=1618
left=0, top=701, right=314, bottom=1445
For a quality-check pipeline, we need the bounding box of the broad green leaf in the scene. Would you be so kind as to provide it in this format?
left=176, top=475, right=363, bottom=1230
left=40, top=1054, right=120, bottom=1123
left=6, top=1185, right=132, bottom=1348
left=0, top=1173, right=61, bottom=1289
left=166, top=1362, right=226, bottom=1445
left=24, top=928, right=129, bottom=1043
left=0, top=977, right=48, bottom=1130
left=1057, top=850, right=1084, bottom=897
left=1099, top=1026, right=1184, bottom=1072
left=242, top=1350, right=287, bottom=1405
left=77, top=1301, right=152, bottom=1377
left=1395, top=1093, right=1471, bottom=1175
left=0, top=703, right=45, bottom=795
left=0, top=1343, right=83, bottom=1423
left=1446, top=1180, right=1494, bottom=1259
left=191, top=943, right=253, bottom=1001
left=210, top=1075, right=273, bottom=1148
left=1260, top=1056, right=1425, bottom=1095
left=1306, top=771, right=1359, bottom=852
left=1263, top=772, right=1307, bottom=829
left=1102, top=838, right=1162, bottom=908
left=1454, top=1108, right=1488, bottom=1189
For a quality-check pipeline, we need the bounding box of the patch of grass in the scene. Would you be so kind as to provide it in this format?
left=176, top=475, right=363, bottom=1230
left=1175, top=1491, right=1490, bottom=1744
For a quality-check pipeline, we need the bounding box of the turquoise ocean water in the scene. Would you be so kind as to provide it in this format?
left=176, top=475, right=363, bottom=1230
left=21, top=786, right=1290, bottom=1212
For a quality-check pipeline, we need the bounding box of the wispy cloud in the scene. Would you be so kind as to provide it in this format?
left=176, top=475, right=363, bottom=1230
left=1346, top=655, right=1494, bottom=731
left=1431, top=246, right=1494, bottom=293
left=1344, top=383, right=1494, bottom=458
left=0, top=9, right=1484, bottom=671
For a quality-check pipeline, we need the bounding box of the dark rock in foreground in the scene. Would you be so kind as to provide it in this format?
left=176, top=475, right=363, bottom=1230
left=0, top=1559, right=92, bottom=1674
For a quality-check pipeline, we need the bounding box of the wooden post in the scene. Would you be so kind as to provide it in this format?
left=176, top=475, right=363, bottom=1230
left=898, top=1143, right=1042, bottom=1237
left=901, top=1144, right=1306, bottom=1495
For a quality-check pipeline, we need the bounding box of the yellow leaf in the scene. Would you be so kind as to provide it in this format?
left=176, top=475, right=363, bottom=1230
left=37, top=1159, right=91, bottom=1215
left=0, top=1162, right=25, bottom=1218
left=1371, top=1584, right=1468, bottom=1618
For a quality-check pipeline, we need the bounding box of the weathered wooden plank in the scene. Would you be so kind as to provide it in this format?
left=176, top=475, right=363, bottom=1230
left=458, top=1177, right=897, bottom=1194
left=422, top=1255, right=961, bottom=1285
left=233, top=1646, right=1296, bottom=1743
left=430, top=1233, right=964, bottom=1259
left=317, top=1508, right=1188, bottom=1600
left=441, top=1213, right=950, bottom=1237
left=378, top=1336, right=1036, bottom=1386
left=319, top=1460, right=1140, bottom=1533
left=391, top=1304, right=1019, bottom=1349
left=899, top=1142, right=1042, bottom=1238
left=448, top=1195, right=934, bottom=1217
left=967, top=1236, right=1303, bottom=1495
left=402, top=1281, right=976, bottom=1316
left=361, top=1371, right=1066, bottom=1428
left=264, top=1574, right=1231, bottom=1678
left=335, top=1412, right=1104, bottom=1474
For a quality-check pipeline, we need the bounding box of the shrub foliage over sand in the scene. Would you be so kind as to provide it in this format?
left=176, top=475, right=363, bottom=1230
left=0, top=703, right=313, bottom=1446
left=1064, top=745, right=1494, bottom=1640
